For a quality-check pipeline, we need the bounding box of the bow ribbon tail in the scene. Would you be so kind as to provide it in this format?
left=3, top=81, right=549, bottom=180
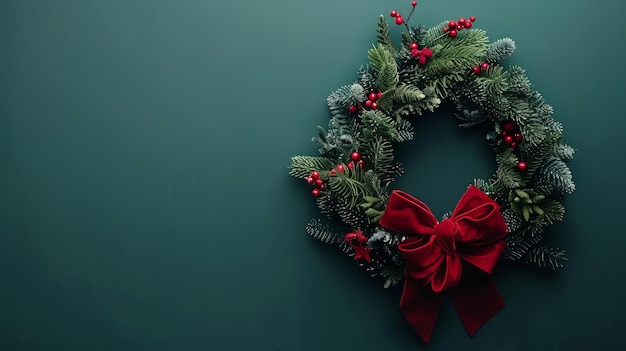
left=399, top=275, right=443, bottom=343
left=449, top=265, right=505, bottom=336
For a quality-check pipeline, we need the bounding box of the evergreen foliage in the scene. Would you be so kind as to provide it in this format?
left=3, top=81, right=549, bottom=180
left=305, top=218, right=346, bottom=245
left=527, top=246, right=567, bottom=269
left=486, top=38, right=516, bottom=62
left=376, top=15, right=397, bottom=54
left=290, top=13, right=575, bottom=286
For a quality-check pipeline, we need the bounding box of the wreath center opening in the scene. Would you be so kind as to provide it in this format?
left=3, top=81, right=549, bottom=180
left=393, top=105, right=494, bottom=217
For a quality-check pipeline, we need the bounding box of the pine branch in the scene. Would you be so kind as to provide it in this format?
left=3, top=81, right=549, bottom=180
left=554, top=143, right=575, bottom=161
left=502, top=208, right=523, bottom=233
left=507, top=65, right=532, bottom=96
left=535, top=157, right=576, bottom=195
left=363, top=137, right=396, bottom=183
left=290, top=156, right=337, bottom=178
left=394, top=83, right=427, bottom=103
left=363, top=170, right=390, bottom=202
left=327, top=84, right=366, bottom=114
left=476, top=65, right=509, bottom=97
left=496, top=165, right=524, bottom=189
left=368, top=44, right=399, bottom=91
left=358, top=65, right=377, bottom=93
left=305, top=218, right=347, bottom=245
left=394, top=118, right=414, bottom=142
left=522, top=216, right=548, bottom=238
left=536, top=199, right=565, bottom=224
left=392, top=87, right=441, bottom=117
left=502, top=232, right=541, bottom=261
left=376, top=15, right=397, bottom=54
left=360, top=110, right=397, bottom=140
left=367, top=228, right=402, bottom=247
left=474, top=178, right=497, bottom=194
left=486, top=38, right=516, bottom=62
left=526, top=246, right=567, bottom=269
left=381, top=264, right=406, bottom=289
left=422, top=27, right=489, bottom=97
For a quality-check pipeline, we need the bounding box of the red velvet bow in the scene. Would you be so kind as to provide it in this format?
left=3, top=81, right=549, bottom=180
left=379, top=186, right=508, bottom=343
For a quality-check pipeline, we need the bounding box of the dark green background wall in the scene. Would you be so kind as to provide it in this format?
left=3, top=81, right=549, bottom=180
left=1, top=0, right=624, bottom=350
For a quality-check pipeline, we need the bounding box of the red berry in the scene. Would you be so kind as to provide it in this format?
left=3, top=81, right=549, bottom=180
left=310, top=171, right=320, bottom=179
left=472, top=66, right=481, bottom=74
left=377, top=91, right=383, bottom=99
left=501, top=130, right=508, bottom=137
left=464, top=21, right=472, bottom=29
left=517, top=161, right=528, bottom=171
left=481, top=62, right=489, bottom=70
left=396, top=17, right=404, bottom=25
left=412, top=1, right=417, bottom=7
left=458, top=18, right=466, bottom=25
left=449, top=30, right=458, bottom=38
left=347, top=162, right=354, bottom=170
left=315, top=178, right=324, bottom=186
left=514, top=133, right=523, bottom=142
left=410, top=42, right=418, bottom=50
left=348, top=105, right=357, bottom=113
left=443, top=27, right=449, bottom=33
left=371, top=102, right=378, bottom=110
left=306, top=177, right=314, bottom=184
left=364, top=100, right=372, bottom=108
left=319, top=184, right=325, bottom=190
left=369, top=92, right=377, bottom=101
left=390, top=10, right=398, bottom=17
left=312, top=188, right=321, bottom=197
left=358, top=159, right=365, bottom=168
left=411, top=49, right=419, bottom=57
left=448, top=20, right=457, bottom=29
left=510, top=142, right=518, bottom=149
left=457, top=24, right=463, bottom=31
left=329, top=169, right=336, bottom=176
left=335, top=164, right=345, bottom=173
left=502, top=121, right=516, bottom=132
left=470, top=16, right=476, bottom=22
left=350, top=151, right=361, bottom=161
left=504, top=135, right=514, bottom=144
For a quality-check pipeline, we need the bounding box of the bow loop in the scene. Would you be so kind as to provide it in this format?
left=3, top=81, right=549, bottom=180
left=379, top=186, right=508, bottom=343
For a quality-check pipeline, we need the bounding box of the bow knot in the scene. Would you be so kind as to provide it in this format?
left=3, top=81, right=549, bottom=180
left=434, top=218, right=457, bottom=256
left=379, top=186, right=509, bottom=343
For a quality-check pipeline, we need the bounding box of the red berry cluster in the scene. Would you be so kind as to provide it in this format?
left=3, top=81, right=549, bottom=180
left=390, top=10, right=405, bottom=25
left=306, top=171, right=325, bottom=197
left=409, top=42, right=433, bottom=65
left=390, top=2, right=417, bottom=25
left=472, top=61, right=490, bottom=74
left=500, top=121, right=528, bottom=171
left=443, top=16, right=475, bottom=38
left=349, top=91, right=383, bottom=113
left=328, top=152, right=365, bottom=178
left=349, top=151, right=365, bottom=169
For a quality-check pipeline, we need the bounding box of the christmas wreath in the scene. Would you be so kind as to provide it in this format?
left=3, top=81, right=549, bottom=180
left=289, top=1, right=575, bottom=343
